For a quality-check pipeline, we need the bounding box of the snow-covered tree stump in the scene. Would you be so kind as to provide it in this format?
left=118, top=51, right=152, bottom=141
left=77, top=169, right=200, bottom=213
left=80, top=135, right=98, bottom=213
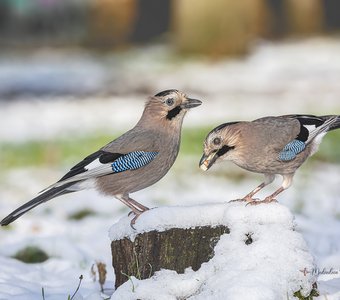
left=111, top=225, right=229, bottom=288
left=109, top=203, right=319, bottom=300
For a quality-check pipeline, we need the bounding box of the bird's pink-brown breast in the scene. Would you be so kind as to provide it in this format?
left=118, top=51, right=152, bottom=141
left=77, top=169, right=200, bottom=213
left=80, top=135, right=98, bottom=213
left=96, top=128, right=180, bottom=196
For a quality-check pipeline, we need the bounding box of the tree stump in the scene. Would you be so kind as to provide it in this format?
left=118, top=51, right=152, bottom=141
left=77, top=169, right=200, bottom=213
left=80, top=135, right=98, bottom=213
left=110, top=204, right=318, bottom=299
left=111, top=225, right=229, bottom=288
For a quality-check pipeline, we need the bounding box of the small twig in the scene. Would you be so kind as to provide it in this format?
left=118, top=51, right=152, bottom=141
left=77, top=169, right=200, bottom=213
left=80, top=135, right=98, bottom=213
left=90, top=264, right=97, bottom=282
left=147, top=263, right=153, bottom=279
left=70, top=275, right=83, bottom=300
left=97, top=262, right=107, bottom=292
left=121, top=271, right=135, bottom=293
left=41, top=287, right=45, bottom=300
left=133, top=249, right=141, bottom=280
left=91, top=261, right=107, bottom=292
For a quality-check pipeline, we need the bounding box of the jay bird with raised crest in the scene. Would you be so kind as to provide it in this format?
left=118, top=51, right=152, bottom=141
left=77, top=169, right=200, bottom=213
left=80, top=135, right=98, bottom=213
left=1, top=90, right=201, bottom=226
left=199, top=114, right=340, bottom=204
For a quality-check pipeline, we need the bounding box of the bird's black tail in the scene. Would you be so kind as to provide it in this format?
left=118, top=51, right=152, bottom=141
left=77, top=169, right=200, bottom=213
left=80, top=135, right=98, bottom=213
left=0, top=182, right=75, bottom=226
left=329, top=115, right=340, bottom=131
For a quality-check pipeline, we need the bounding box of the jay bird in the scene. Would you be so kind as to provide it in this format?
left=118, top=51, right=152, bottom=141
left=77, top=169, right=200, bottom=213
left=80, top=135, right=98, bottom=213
left=1, top=90, right=201, bottom=226
left=199, top=115, right=340, bottom=204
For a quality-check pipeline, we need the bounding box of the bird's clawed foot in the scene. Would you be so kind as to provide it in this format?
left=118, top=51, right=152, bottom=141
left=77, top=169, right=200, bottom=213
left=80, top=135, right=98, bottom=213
left=229, top=194, right=278, bottom=206
left=130, top=211, right=142, bottom=229
left=128, top=207, right=150, bottom=229
left=116, top=195, right=150, bottom=229
left=246, top=197, right=278, bottom=206
left=229, top=197, right=258, bottom=203
left=229, top=198, right=245, bottom=203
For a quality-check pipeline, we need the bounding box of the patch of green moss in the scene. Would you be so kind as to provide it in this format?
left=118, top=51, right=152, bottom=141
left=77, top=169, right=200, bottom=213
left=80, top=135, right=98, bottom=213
left=0, top=224, right=13, bottom=231
left=13, top=246, right=49, bottom=263
left=293, top=284, right=319, bottom=300
left=68, top=208, right=96, bottom=220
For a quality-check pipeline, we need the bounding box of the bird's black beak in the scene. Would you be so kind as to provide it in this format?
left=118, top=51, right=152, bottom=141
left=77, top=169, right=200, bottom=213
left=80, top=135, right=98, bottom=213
left=182, top=98, right=202, bottom=109
left=199, top=145, right=233, bottom=171
left=199, top=151, right=218, bottom=171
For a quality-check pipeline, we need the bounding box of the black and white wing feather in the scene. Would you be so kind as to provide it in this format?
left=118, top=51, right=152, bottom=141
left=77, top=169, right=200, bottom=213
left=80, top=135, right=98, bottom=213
left=0, top=150, right=158, bottom=226
left=47, top=150, right=159, bottom=188
left=279, top=115, right=340, bottom=161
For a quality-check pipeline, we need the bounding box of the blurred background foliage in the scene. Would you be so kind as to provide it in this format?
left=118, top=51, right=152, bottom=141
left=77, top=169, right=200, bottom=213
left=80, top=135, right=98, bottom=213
left=0, top=0, right=339, bottom=97
left=0, top=0, right=339, bottom=52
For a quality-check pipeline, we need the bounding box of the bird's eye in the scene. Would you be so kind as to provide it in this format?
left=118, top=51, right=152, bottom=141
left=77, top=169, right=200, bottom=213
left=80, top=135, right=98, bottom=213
left=213, top=137, right=221, bottom=145
left=166, top=98, right=174, bottom=106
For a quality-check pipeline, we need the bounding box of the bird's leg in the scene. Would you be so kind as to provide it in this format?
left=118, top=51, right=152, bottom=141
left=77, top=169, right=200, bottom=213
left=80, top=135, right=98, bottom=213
left=230, top=183, right=266, bottom=203
left=116, top=194, right=149, bottom=228
left=263, top=174, right=293, bottom=202
left=126, top=198, right=150, bottom=219
left=263, top=187, right=284, bottom=203
left=247, top=174, right=293, bottom=205
left=116, top=194, right=143, bottom=215
left=242, top=182, right=266, bottom=202
left=247, top=187, right=283, bottom=205
left=127, top=197, right=151, bottom=228
left=234, top=174, right=275, bottom=203
left=229, top=183, right=265, bottom=203
left=126, top=197, right=149, bottom=212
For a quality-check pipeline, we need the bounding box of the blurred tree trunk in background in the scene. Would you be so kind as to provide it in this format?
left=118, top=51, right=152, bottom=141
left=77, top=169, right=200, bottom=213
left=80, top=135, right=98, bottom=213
left=88, top=0, right=136, bottom=48
left=285, top=0, right=323, bottom=35
left=266, top=0, right=286, bottom=38
left=173, top=0, right=269, bottom=57
left=323, top=0, right=340, bottom=31
left=88, top=0, right=171, bottom=47
left=130, top=0, right=171, bottom=43
left=0, top=0, right=339, bottom=51
left=266, top=0, right=324, bottom=38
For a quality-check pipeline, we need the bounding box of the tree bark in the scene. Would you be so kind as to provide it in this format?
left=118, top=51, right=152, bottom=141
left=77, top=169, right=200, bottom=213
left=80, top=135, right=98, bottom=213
left=111, top=225, right=229, bottom=288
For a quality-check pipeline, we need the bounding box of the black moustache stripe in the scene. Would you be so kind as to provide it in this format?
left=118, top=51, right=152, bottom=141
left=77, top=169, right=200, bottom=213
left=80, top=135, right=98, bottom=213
left=166, top=106, right=182, bottom=120
left=217, top=145, right=235, bottom=156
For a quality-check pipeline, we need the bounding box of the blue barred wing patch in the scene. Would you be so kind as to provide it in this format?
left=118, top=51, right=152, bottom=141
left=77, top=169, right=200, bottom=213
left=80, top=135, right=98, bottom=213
left=278, top=139, right=306, bottom=161
left=111, top=151, right=158, bottom=173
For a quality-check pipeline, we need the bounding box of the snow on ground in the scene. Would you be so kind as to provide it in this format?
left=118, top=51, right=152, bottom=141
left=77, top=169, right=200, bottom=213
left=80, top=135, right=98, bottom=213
left=0, top=256, right=108, bottom=300
left=0, top=163, right=339, bottom=299
left=0, top=37, right=340, bottom=299
left=110, top=202, right=316, bottom=300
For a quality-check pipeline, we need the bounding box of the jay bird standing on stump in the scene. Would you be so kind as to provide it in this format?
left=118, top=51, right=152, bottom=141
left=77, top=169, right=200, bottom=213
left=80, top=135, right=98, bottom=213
left=199, top=114, right=340, bottom=204
left=1, top=90, right=202, bottom=226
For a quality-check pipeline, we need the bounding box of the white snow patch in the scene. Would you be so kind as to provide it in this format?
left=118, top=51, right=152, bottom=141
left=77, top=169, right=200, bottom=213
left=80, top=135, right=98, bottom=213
left=0, top=256, right=112, bottom=300
left=110, top=202, right=316, bottom=300
left=317, top=278, right=340, bottom=300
